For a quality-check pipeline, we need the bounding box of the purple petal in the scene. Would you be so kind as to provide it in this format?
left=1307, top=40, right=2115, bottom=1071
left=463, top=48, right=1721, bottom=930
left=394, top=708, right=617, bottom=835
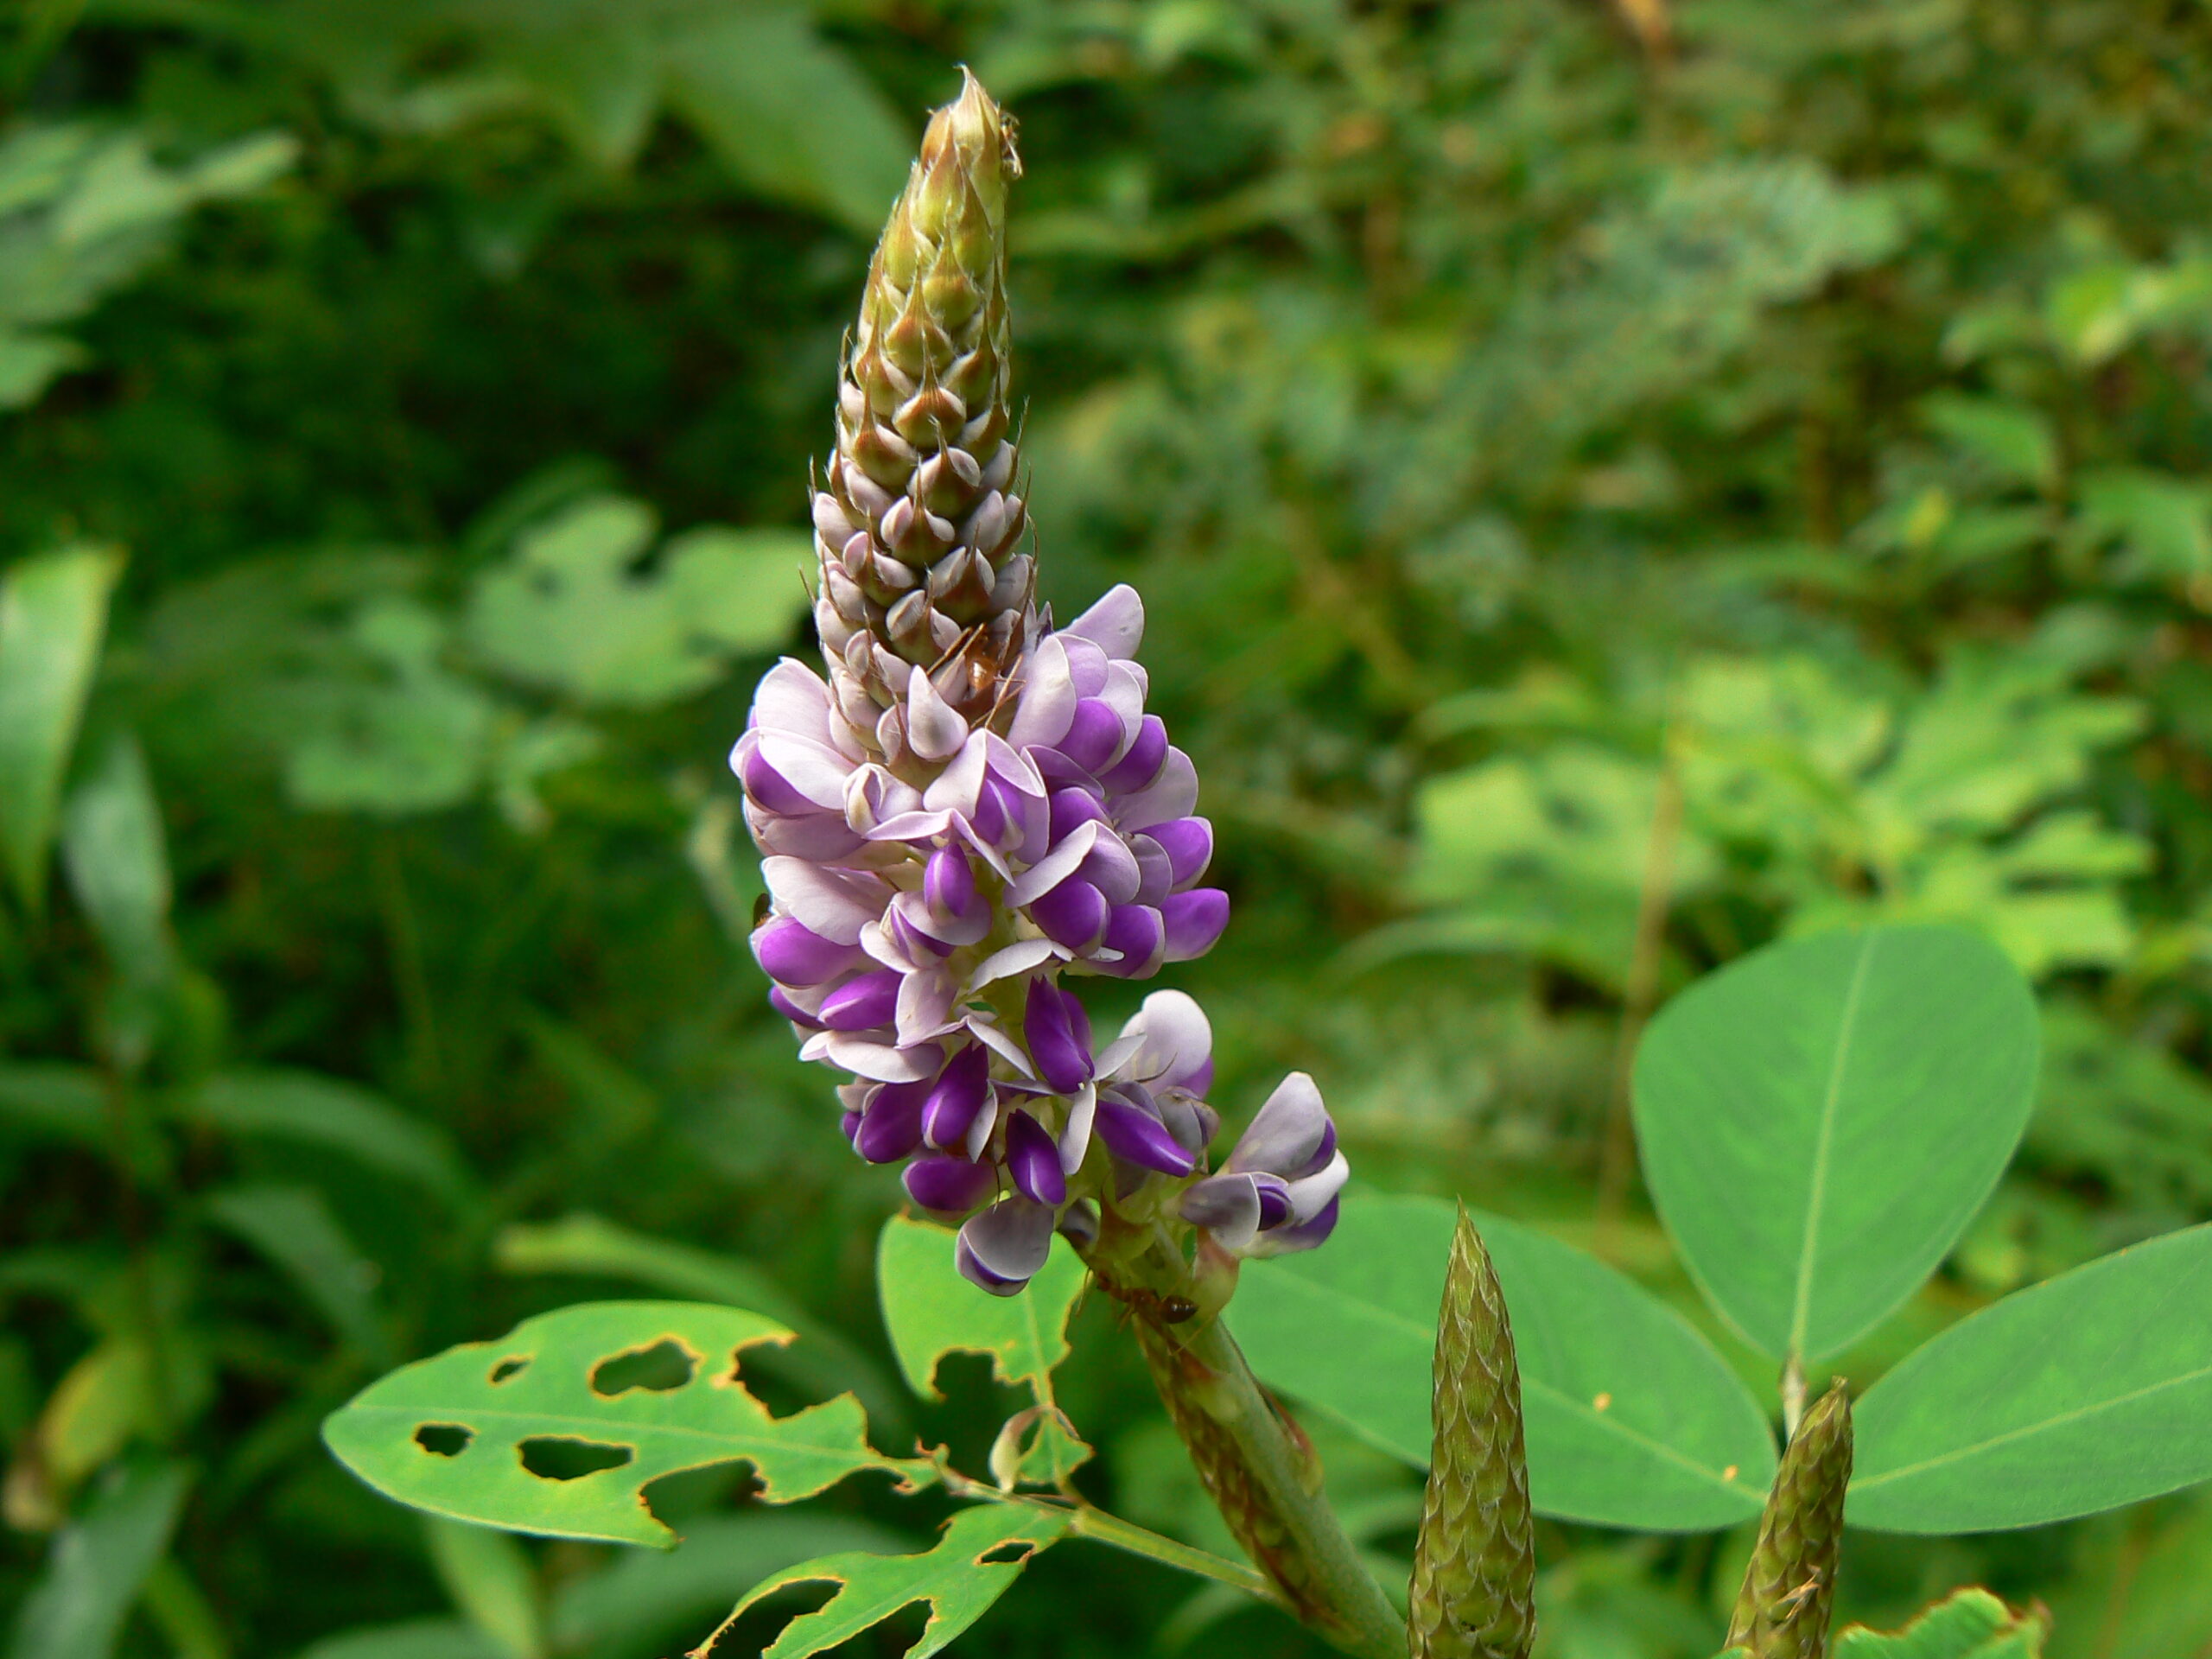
left=1095, top=905, right=1165, bottom=978
left=1004, top=1110, right=1069, bottom=1205
left=1023, top=979, right=1093, bottom=1095
left=739, top=747, right=814, bottom=817
left=855, top=1078, right=930, bottom=1163
left=1098, top=715, right=1167, bottom=793
left=1145, top=817, right=1214, bottom=889
left=1029, top=879, right=1109, bottom=951
left=817, top=969, right=903, bottom=1032
left=752, top=917, right=861, bottom=987
left=1161, top=889, right=1230, bottom=962
left=921, top=1043, right=993, bottom=1151
left=760, top=857, right=890, bottom=947
left=1226, top=1072, right=1332, bottom=1176
left=1114, top=749, right=1199, bottom=833
left=1246, top=1193, right=1340, bottom=1258
left=1093, top=1096, right=1198, bottom=1177
left=1056, top=699, right=1125, bottom=774
left=903, top=1153, right=997, bottom=1214
left=1048, top=786, right=1110, bottom=846
left=1253, top=1174, right=1294, bottom=1229
left=924, top=845, right=976, bottom=922
left=957, top=1198, right=1056, bottom=1296
left=1130, top=836, right=1173, bottom=906
left=1077, top=828, right=1142, bottom=906
left=1154, top=1086, right=1220, bottom=1156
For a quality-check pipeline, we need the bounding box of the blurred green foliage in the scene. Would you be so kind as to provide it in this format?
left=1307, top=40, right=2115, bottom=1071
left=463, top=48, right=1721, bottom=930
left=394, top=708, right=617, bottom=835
left=3, top=1, right=2210, bottom=1654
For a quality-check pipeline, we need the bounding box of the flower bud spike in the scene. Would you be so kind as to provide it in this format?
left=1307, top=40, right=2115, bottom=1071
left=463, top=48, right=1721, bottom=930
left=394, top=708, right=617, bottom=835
left=1726, top=1381, right=1853, bottom=1659
left=1408, top=1207, right=1536, bottom=1659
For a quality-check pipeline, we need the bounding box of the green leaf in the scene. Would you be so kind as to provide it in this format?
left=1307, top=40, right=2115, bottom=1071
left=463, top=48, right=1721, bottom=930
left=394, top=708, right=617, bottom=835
left=875, top=1216, right=1090, bottom=1485
left=549, top=1513, right=910, bottom=1659
left=423, top=1518, right=543, bottom=1659
left=205, top=1184, right=391, bottom=1363
left=463, top=496, right=808, bottom=709
left=1832, top=1587, right=2050, bottom=1656
left=185, top=1070, right=474, bottom=1208
left=6, top=1459, right=189, bottom=1659
left=60, top=733, right=174, bottom=987
left=294, top=1621, right=503, bottom=1659
left=660, top=14, right=912, bottom=237
left=702, top=1503, right=1069, bottom=1659
left=0, top=1060, right=108, bottom=1149
left=323, top=1301, right=904, bottom=1547
left=1228, top=1193, right=1775, bottom=1530
left=1633, top=925, right=2040, bottom=1363
left=0, top=543, right=124, bottom=912
left=1920, top=394, right=2059, bottom=492
left=1847, top=1223, right=2212, bottom=1532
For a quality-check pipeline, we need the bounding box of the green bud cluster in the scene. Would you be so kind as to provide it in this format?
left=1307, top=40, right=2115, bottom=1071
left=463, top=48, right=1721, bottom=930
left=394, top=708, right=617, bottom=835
left=1726, top=1382, right=1853, bottom=1659
left=1408, top=1209, right=1537, bottom=1659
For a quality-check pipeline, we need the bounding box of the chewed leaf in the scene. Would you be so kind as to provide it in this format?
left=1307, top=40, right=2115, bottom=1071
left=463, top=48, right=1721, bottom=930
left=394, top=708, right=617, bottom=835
left=1832, top=1587, right=2050, bottom=1656
left=323, top=1301, right=908, bottom=1547
left=876, top=1217, right=1090, bottom=1485
left=702, top=1503, right=1070, bottom=1658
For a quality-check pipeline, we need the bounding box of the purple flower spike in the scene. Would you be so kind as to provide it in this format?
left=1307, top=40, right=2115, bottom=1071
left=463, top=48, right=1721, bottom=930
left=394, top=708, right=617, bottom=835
left=1004, top=1109, right=1069, bottom=1205
left=923, top=844, right=977, bottom=923
left=921, top=1043, right=994, bottom=1152
left=904, top=1153, right=998, bottom=1214
left=855, top=1078, right=931, bottom=1163
left=1094, top=1094, right=1198, bottom=1177
left=957, top=1197, right=1057, bottom=1296
left=753, top=916, right=860, bottom=987
left=1024, top=979, right=1093, bottom=1095
left=1161, top=889, right=1230, bottom=962
left=1030, top=879, right=1109, bottom=951
left=817, top=968, right=903, bottom=1032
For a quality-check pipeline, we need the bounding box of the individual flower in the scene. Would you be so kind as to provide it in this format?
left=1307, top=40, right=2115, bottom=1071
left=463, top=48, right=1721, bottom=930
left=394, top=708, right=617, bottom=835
left=1178, top=1072, right=1348, bottom=1256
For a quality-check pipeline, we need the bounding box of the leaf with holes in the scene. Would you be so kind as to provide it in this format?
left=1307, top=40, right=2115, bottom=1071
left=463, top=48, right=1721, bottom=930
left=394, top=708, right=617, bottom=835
left=1633, top=925, right=2039, bottom=1363
left=1230, top=1194, right=1775, bottom=1530
left=1848, top=1224, right=2212, bottom=1533
left=322, top=1301, right=909, bottom=1547
left=875, top=1216, right=1090, bottom=1486
left=698, top=1502, right=1069, bottom=1659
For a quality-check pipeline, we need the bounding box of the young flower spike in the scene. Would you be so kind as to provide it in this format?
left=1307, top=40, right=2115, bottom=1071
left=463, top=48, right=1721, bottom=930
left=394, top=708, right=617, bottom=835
left=1408, top=1208, right=1537, bottom=1659
left=1726, top=1382, right=1853, bottom=1659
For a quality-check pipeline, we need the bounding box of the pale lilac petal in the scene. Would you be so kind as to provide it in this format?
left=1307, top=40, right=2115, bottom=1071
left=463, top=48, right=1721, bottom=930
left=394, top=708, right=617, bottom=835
left=863, top=809, right=958, bottom=844
left=1179, top=1173, right=1262, bottom=1251
left=1119, top=991, right=1213, bottom=1092
left=1006, top=636, right=1077, bottom=751
left=1113, top=748, right=1199, bottom=831
left=1130, top=835, right=1173, bottom=906
left=1058, top=1081, right=1096, bottom=1173
left=971, top=938, right=1065, bottom=990
left=1064, top=583, right=1145, bottom=659
left=957, top=1198, right=1056, bottom=1294
left=894, top=966, right=958, bottom=1045
left=1226, top=1072, right=1331, bottom=1175
left=906, top=664, right=968, bottom=762
left=746, top=802, right=866, bottom=862
left=1078, top=828, right=1141, bottom=906
left=1007, top=819, right=1099, bottom=907
left=762, top=857, right=891, bottom=946
left=749, top=658, right=835, bottom=741
left=980, top=733, right=1046, bottom=799
left=1282, top=1149, right=1350, bottom=1222
left=919, top=734, right=987, bottom=818
left=813, top=1034, right=943, bottom=1083
left=1098, top=662, right=1147, bottom=740
left=1061, top=635, right=1110, bottom=698
left=754, top=732, right=855, bottom=810
left=963, top=1013, right=1038, bottom=1077
left=1155, top=1086, right=1219, bottom=1156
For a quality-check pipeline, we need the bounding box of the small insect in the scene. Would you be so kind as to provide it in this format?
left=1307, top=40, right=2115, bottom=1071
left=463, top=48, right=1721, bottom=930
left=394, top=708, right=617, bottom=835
left=1773, top=1570, right=1825, bottom=1618
left=1095, top=1279, right=1198, bottom=1325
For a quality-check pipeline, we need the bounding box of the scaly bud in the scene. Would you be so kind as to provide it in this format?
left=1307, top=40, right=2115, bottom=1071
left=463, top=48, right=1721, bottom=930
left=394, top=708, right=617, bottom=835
left=1726, top=1382, right=1853, bottom=1659
left=817, top=68, right=1032, bottom=761
left=1408, top=1209, right=1537, bottom=1659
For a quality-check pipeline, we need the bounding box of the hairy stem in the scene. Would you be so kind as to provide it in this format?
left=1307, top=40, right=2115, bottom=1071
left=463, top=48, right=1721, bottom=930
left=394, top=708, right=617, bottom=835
left=1093, top=1229, right=1407, bottom=1659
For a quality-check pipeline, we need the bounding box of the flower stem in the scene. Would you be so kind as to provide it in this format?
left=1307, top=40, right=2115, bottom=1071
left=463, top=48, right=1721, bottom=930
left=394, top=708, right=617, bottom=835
left=1095, top=1230, right=1408, bottom=1659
